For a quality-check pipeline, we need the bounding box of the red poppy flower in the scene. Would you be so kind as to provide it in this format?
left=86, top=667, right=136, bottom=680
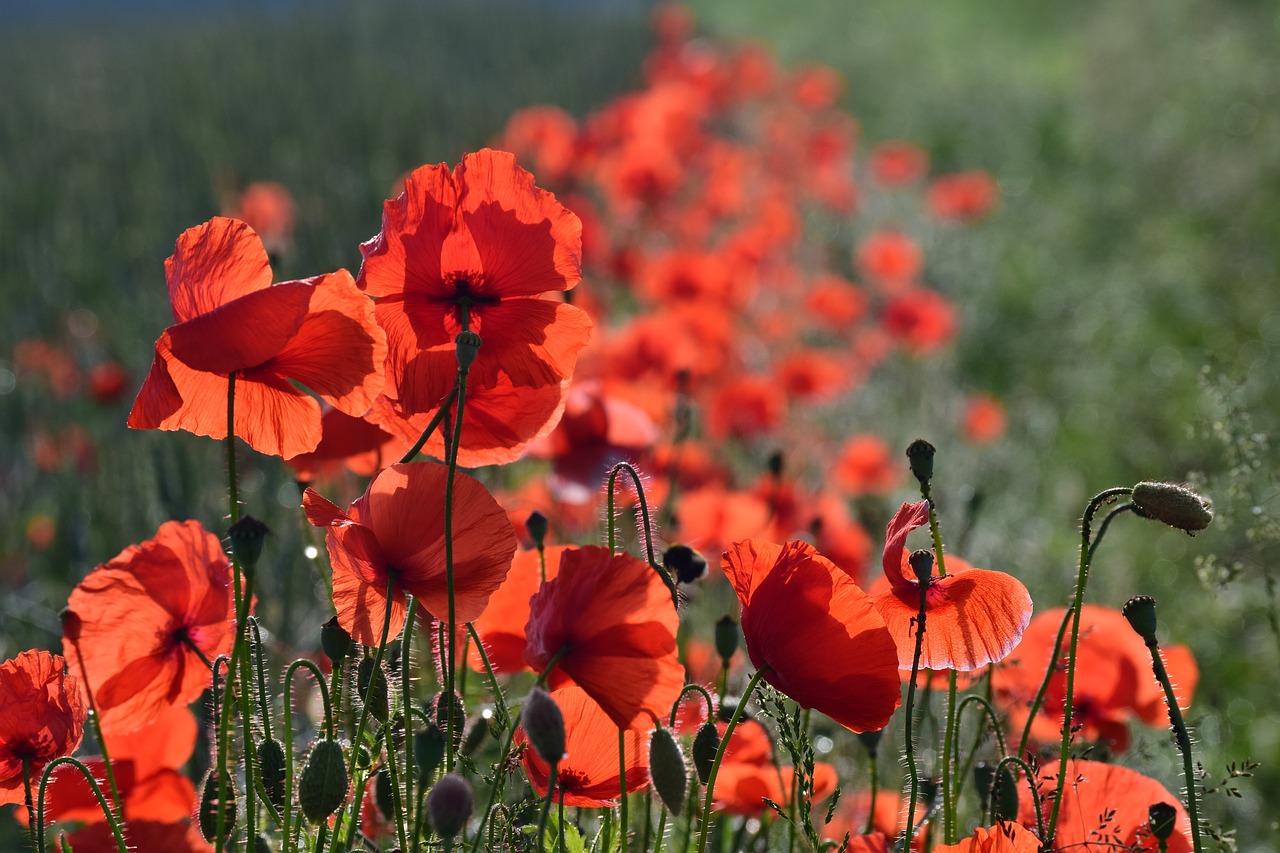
left=0, top=650, right=86, bottom=806
left=1020, top=759, right=1192, bottom=852
left=704, top=374, right=787, bottom=441
left=286, top=407, right=404, bottom=483
left=856, top=230, right=922, bottom=288
left=714, top=758, right=837, bottom=816
left=59, top=819, right=212, bottom=853
left=223, top=181, right=295, bottom=256
left=129, top=217, right=387, bottom=459
left=822, top=789, right=924, bottom=845
left=494, top=106, right=580, bottom=187
left=881, top=288, right=957, bottom=355
left=869, top=140, right=928, bottom=187
left=804, top=274, right=867, bottom=331
left=303, top=461, right=517, bottom=647
left=468, top=545, right=565, bottom=674
left=63, top=520, right=236, bottom=736
left=721, top=539, right=901, bottom=733
left=87, top=362, right=129, bottom=405
left=525, top=545, right=684, bottom=730
left=926, top=171, right=999, bottom=222
left=872, top=502, right=1032, bottom=672
left=515, top=685, right=649, bottom=808
left=933, top=823, right=1041, bottom=852
left=775, top=349, right=851, bottom=403
left=962, top=393, right=1007, bottom=445
left=834, top=434, right=901, bottom=497
left=356, top=149, right=591, bottom=415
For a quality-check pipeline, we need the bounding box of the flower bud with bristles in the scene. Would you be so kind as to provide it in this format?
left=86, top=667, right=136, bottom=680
left=715, top=615, right=739, bottom=664
left=228, top=514, right=270, bottom=570
left=649, top=727, right=688, bottom=813
left=320, top=616, right=352, bottom=664
left=1123, top=595, right=1159, bottom=644
left=521, top=686, right=566, bottom=765
left=1131, top=481, right=1213, bottom=535
left=692, top=722, right=720, bottom=785
left=427, top=772, right=473, bottom=838
left=298, top=739, right=348, bottom=823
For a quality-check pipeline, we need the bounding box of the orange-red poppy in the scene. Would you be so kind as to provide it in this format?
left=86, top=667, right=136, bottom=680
left=804, top=274, right=867, bottom=331
left=468, top=545, right=565, bottom=674
left=926, top=171, right=999, bottom=222
left=992, top=605, right=1198, bottom=752
left=713, top=757, right=837, bottom=817
left=721, top=539, right=901, bottom=733
left=494, top=106, right=580, bottom=187
left=822, top=789, right=925, bottom=846
left=515, top=685, right=649, bottom=808
left=1020, top=759, right=1192, bottom=852
left=286, top=406, right=404, bottom=483
left=525, top=546, right=684, bottom=729
left=833, top=434, right=901, bottom=497
left=856, top=230, right=922, bottom=289
left=872, top=502, right=1032, bottom=672
left=59, top=819, right=211, bottom=853
left=129, top=217, right=387, bottom=459
left=881, top=288, right=957, bottom=355
left=0, top=650, right=86, bottom=806
left=933, top=822, right=1041, bottom=852
left=962, top=393, right=1007, bottom=445
left=869, top=140, right=928, bottom=187
left=63, top=520, right=236, bottom=736
left=303, top=462, right=517, bottom=647
left=704, top=374, right=787, bottom=441
left=86, top=362, right=129, bottom=405
left=357, top=149, right=591, bottom=415
left=222, top=180, right=295, bottom=256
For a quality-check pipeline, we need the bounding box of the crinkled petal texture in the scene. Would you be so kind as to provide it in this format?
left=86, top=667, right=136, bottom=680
left=0, top=651, right=86, bottom=806
left=932, top=823, right=1041, bottom=853
left=358, top=149, right=590, bottom=413
left=515, top=685, right=648, bottom=808
left=304, top=462, right=517, bottom=647
left=722, top=539, right=901, bottom=733
left=470, top=546, right=566, bottom=674
left=130, top=218, right=387, bottom=459
left=62, top=520, right=235, bottom=737
left=714, top=760, right=837, bottom=816
left=525, top=545, right=684, bottom=730
left=1021, top=759, right=1192, bottom=852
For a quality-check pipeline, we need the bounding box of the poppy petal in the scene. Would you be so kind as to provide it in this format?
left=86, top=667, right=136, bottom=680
left=358, top=163, right=458, bottom=300
left=166, top=280, right=312, bottom=375
left=165, top=217, right=273, bottom=323
left=469, top=298, right=592, bottom=394
left=882, top=501, right=930, bottom=590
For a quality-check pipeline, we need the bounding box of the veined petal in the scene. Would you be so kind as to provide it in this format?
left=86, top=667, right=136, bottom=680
left=358, top=163, right=458, bottom=299
left=468, top=297, right=591, bottom=392
left=166, top=217, right=273, bottom=323
left=882, top=501, right=930, bottom=590
left=166, top=280, right=312, bottom=374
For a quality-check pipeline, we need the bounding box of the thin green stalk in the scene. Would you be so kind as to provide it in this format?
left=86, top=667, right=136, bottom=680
left=537, top=763, right=559, bottom=850
left=66, top=642, right=124, bottom=824
left=283, top=659, right=333, bottom=853
left=442, top=361, right=470, bottom=773
left=863, top=744, right=879, bottom=836
left=654, top=806, right=669, bottom=853
left=606, top=462, right=677, bottom=606
left=402, top=598, right=419, bottom=842
left=1143, top=638, right=1203, bottom=852
left=23, top=761, right=37, bottom=853
left=696, top=667, right=770, bottom=853
left=385, top=720, right=410, bottom=853
left=900, top=580, right=931, bottom=849
left=619, top=728, right=630, bottom=853
left=951, top=695, right=1007, bottom=813
left=1045, top=487, right=1132, bottom=846
left=398, top=387, right=459, bottom=464
left=1016, top=605, right=1073, bottom=759
left=993, top=756, right=1043, bottom=840
left=37, top=757, right=128, bottom=853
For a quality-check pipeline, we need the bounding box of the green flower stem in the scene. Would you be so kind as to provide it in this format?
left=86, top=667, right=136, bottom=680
left=467, top=622, right=509, bottom=726
left=653, top=805, right=669, bottom=853
left=66, top=642, right=125, bottom=825
left=1142, top=637, right=1204, bottom=852
left=951, top=695, right=1007, bottom=810
left=696, top=667, right=770, bottom=853
left=1045, top=486, right=1132, bottom=847
left=619, top=728, right=630, bottom=853
left=1016, top=605, right=1072, bottom=759
left=398, top=386, right=459, bottom=464
left=670, top=683, right=715, bottom=727
left=862, top=743, right=879, bottom=836
left=606, top=462, right=677, bottom=607
left=385, top=718, right=410, bottom=853
left=283, top=658, right=333, bottom=853
left=442, top=360, right=470, bottom=774
left=537, top=763, right=559, bottom=850
left=37, top=757, right=128, bottom=853
left=249, top=618, right=273, bottom=740
left=23, top=761, right=37, bottom=853
left=901, top=576, right=931, bottom=849
left=402, top=598, right=419, bottom=842
left=992, top=756, right=1043, bottom=839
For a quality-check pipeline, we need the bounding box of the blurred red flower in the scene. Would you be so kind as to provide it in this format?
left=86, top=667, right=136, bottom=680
left=881, top=288, right=957, bottom=355
left=357, top=149, right=591, bottom=415
left=129, top=217, right=387, bottom=459
left=872, top=502, right=1033, bottom=671
left=303, top=462, right=517, bottom=647
left=963, top=393, right=1007, bottom=444
left=58, top=819, right=211, bottom=853
left=86, top=362, right=128, bottom=405
left=869, top=140, right=928, bottom=187
left=223, top=180, right=295, bottom=256
left=933, top=822, right=1041, bottom=852
left=63, top=520, right=235, bottom=736
left=469, top=545, right=565, bottom=674
left=856, top=230, right=922, bottom=289
left=525, top=545, right=684, bottom=729
left=927, top=171, right=999, bottom=222
left=721, top=539, right=901, bottom=733
left=0, top=650, right=86, bottom=806
left=834, top=434, right=901, bottom=497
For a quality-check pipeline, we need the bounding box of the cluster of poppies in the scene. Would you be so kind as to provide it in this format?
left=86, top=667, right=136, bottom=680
left=1, top=6, right=1208, bottom=853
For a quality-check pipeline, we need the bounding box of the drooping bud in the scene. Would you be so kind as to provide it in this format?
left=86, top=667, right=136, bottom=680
left=427, top=772, right=473, bottom=838
left=198, top=771, right=238, bottom=844
left=906, top=439, right=936, bottom=487
left=432, top=691, right=467, bottom=749
left=526, top=510, right=549, bottom=550
left=649, top=727, right=688, bottom=813
left=357, top=655, right=390, bottom=723
left=320, top=616, right=352, bottom=664
left=298, top=739, right=349, bottom=823
left=1147, top=802, right=1178, bottom=843
left=715, top=616, right=740, bottom=664
left=257, top=738, right=288, bottom=811
left=521, top=687, right=566, bottom=765
left=375, top=768, right=395, bottom=820
left=415, top=724, right=447, bottom=781
left=455, top=330, right=482, bottom=370
left=908, top=549, right=935, bottom=585
left=664, top=544, right=708, bottom=584
left=1123, top=595, right=1159, bottom=645
left=992, top=765, right=1019, bottom=823
left=59, top=607, right=82, bottom=643
left=228, top=514, right=270, bottom=570
left=1131, top=482, right=1213, bottom=535
left=973, top=762, right=995, bottom=812
left=692, top=722, right=721, bottom=785
left=856, top=728, right=883, bottom=757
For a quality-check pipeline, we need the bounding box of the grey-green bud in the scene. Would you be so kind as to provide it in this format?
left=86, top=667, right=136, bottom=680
left=1131, top=482, right=1213, bottom=535
left=649, top=727, right=688, bottom=813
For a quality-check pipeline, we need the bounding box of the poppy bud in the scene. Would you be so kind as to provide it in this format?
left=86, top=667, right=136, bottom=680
left=992, top=765, right=1018, bottom=822
left=228, top=514, right=270, bottom=570
left=415, top=724, right=447, bottom=780
left=427, top=772, right=473, bottom=838
left=972, top=761, right=995, bottom=812
left=906, top=439, right=936, bottom=486
left=320, top=616, right=352, bottom=664
left=1131, top=482, right=1213, bottom=535
left=59, top=607, right=82, bottom=643
left=455, top=330, right=482, bottom=370
left=375, top=768, right=395, bottom=820
left=1148, top=801, right=1178, bottom=842
left=692, top=722, right=720, bottom=785
left=521, top=687, right=566, bottom=765
left=649, top=727, right=688, bottom=813
left=198, top=770, right=237, bottom=844
left=908, top=549, right=935, bottom=585
left=461, top=715, right=490, bottom=756
left=715, top=616, right=739, bottom=664
left=526, top=510, right=549, bottom=549
left=257, top=737, right=288, bottom=811
left=254, top=833, right=272, bottom=853
left=664, top=543, right=708, bottom=584
left=856, top=728, right=883, bottom=757
left=299, top=739, right=349, bottom=823
left=357, top=656, right=390, bottom=724
left=432, top=690, right=467, bottom=749
left=767, top=450, right=785, bottom=477
left=1123, top=595, right=1159, bottom=644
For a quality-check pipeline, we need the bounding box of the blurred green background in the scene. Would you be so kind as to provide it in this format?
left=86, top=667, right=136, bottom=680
left=2, top=0, right=1277, bottom=848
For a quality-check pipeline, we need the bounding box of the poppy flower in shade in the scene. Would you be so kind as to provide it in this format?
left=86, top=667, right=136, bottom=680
left=713, top=757, right=837, bottom=817
left=774, top=349, right=851, bottom=403
left=804, top=274, right=867, bottom=331
left=834, top=434, right=901, bottom=497
left=63, top=520, right=236, bottom=736
left=515, top=685, right=649, bottom=808
left=991, top=605, right=1199, bottom=753
left=856, top=230, right=922, bottom=289
left=1020, top=759, right=1192, bottom=852
left=721, top=539, right=901, bottom=733
left=286, top=407, right=404, bottom=484
left=926, top=171, right=999, bottom=222
left=932, top=822, right=1041, bottom=853
left=468, top=545, right=565, bottom=674
left=872, top=502, right=1032, bottom=672
left=869, top=140, right=928, bottom=187
left=0, top=650, right=87, bottom=806
left=303, top=461, right=517, bottom=647
left=962, top=393, right=1007, bottom=445
left=128, top=217, right=387, bottom=460
left=223, top=180, right=295, bottom=257
left=356, top=149, right=592, bottom=415
left=704, top=374, right=787, bottom=441
left=86, top=362, right=129, bottom=405
left=881, top=288, right=957, bottom=355
left=59, top=820, right=212, bottom=853
left=525, top=546, right=684, bottom=730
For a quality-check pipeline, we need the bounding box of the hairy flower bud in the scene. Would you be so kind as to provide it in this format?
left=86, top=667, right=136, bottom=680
left=715, top=616, right=740, bottom=664
left=299, top=739, right=349, bottom=823
left=1123, top=595, right=1159, bottom=645
left=427, top=773, right=473, bottom=838
left=320, top=616, right=352, bottom=664
left=257, top=738, right=288, bottom=811
left=357, top=656, right=390, bottom=723
left=649, top=727, right=688, bottom=813
left=692, top=722, right=720, bottom=785
left=228, top=514, right=270, bottom=570
left=1131, top=482, right=1213, bottom=535
left=521, top=687, right=566, bottom=765
left=526, top=510, right=549, bottom=549
left=198, top=771, right=237, bottom=844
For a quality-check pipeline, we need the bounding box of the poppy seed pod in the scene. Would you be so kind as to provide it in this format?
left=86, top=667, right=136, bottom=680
left=521, top=686, right=566, bottom=765
left=526, top=510, right=549, bottom=549
left=908, top=549, right=935, bottom=585
left=1131, top=481, right=1213, bottom=535
left=198, top=771, right=237, bottom=843
left=257, top=737, right=288, bottom=811
left=692, top=722, right=720, bottom=785
left=664, top=543, right=708, bottom=584
left=427, top=772, right=473, bottom=838
left=715, top=615, right=740, bottom=664
left=432, top=690, right=467, bottom=749
left=455, top=330, right=482, bottom=370
left=415, top=724, right=447, bottom=780
left=649, top=727, right=688, bottom=813
left=228, top=514, right=270, bottom=570
left=298, top=739, right=349, bottom=823
left=320, top=616, right=352, bottom=664
left=59, top=607, right=82, bottom=643
left=905, top=439, right=936, bottom=486
left=1148, top=801, right=1178, bottom=842
left=992, top=765, right=1019, bottom=823
left=1123, top=595, right=1159, bottom=644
